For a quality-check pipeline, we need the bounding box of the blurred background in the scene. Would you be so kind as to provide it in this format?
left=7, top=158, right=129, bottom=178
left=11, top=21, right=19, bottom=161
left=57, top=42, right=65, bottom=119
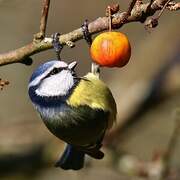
left=0, top=0, right=180, bottom=179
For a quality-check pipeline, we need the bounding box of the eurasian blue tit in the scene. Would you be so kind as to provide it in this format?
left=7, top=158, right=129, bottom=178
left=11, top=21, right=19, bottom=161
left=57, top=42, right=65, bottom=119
left=28, top=60, right=117, bottom=170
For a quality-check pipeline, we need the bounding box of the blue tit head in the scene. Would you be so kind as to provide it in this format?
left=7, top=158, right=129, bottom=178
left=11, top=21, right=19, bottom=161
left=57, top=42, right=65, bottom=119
left=28, top=60, right=78, bottom=106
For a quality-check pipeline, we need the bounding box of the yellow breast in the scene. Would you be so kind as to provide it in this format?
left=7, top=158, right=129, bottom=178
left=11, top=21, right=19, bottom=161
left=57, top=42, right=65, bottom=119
left=67, top=73, right=117, bottom=128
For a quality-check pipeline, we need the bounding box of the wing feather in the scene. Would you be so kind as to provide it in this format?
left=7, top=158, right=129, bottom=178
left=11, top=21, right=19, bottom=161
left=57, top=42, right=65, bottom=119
left=67, top=73, right=117, bottom=128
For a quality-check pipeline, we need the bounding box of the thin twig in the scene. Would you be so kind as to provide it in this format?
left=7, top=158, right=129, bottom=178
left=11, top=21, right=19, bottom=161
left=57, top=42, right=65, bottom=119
left=35, top=0, right=50, bottom=40
left=145, top=0, right=172, bottom=30
left=120, top=0, right=138, bottom=24
left=156, top=0, right=172, bottom=19
left=127, top=0, right=138, bottom=16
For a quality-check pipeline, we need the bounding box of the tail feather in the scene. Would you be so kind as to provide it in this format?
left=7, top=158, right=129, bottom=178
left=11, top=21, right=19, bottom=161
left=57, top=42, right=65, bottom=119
left=55, top=144, right=85, bottom=170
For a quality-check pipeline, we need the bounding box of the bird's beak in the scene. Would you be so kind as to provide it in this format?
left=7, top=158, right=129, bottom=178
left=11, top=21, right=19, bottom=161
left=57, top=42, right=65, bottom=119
left=68, top=61, right=77, bottom=71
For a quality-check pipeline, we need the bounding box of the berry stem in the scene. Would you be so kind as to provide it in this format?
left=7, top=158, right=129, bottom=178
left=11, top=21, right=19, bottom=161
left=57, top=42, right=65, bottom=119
left=91, top=62, right=100, bottom=78
left=107, top=6, right=112, bottom=31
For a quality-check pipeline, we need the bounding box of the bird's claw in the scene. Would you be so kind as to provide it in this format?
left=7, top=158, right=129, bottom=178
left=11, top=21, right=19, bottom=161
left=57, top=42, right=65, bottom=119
left=81, top=20, right=92, bottom=46
left=51, top=32, right=63, bottom=60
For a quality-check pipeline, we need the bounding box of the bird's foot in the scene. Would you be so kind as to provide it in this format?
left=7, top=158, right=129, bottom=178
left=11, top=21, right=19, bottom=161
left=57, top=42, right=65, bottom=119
left=51, top=32, right=63, bottom=60
left=81, top=20, right=92, bottom=46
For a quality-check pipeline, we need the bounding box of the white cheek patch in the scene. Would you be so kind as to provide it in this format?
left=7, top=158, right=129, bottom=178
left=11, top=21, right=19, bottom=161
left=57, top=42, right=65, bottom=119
left=35, top=70, right=74, bottom=97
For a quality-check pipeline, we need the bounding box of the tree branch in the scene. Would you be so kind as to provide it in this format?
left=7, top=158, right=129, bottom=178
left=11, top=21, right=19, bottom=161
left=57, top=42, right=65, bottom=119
left=167, top=1, right=180, bottom=10
left=0, top=0, right=179, bottom=66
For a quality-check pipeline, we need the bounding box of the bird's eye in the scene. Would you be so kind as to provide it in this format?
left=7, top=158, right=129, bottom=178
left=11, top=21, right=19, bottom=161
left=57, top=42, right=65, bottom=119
left=51, top=68, right=60, bottom=75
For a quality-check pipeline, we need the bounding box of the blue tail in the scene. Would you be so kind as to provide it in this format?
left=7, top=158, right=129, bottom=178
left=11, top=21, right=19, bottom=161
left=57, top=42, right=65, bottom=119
left=55, top=144, right=85, bottom=170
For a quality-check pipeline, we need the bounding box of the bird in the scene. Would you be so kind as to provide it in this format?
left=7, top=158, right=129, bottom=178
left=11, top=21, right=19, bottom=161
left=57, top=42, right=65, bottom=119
left=28, top=60, right=117, bottom=170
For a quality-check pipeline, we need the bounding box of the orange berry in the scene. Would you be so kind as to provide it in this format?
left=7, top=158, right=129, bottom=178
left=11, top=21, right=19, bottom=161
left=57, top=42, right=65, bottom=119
left=90, top=32, right=131, bottom=67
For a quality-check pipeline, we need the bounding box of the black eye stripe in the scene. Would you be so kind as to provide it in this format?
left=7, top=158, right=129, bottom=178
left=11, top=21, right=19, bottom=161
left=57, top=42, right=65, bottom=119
left=51, top=67, right=68, bottom=75
left=43, top=67, right=67, bottom=79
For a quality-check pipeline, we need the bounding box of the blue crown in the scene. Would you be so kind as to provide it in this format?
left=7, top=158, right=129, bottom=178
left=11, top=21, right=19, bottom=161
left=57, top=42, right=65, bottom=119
left=29, top=60, right=59, bottom=83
